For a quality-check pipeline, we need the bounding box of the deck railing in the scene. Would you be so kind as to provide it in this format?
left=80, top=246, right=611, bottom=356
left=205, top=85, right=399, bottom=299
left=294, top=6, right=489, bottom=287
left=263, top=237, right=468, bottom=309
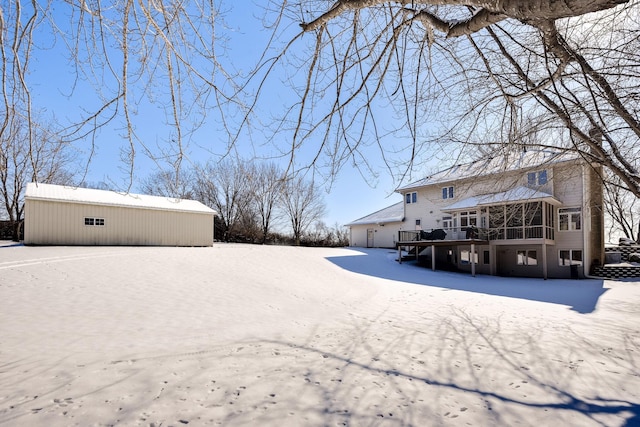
left=398, top=228, right=487, bottom=242
left=398, top=225, right=554, bottom=243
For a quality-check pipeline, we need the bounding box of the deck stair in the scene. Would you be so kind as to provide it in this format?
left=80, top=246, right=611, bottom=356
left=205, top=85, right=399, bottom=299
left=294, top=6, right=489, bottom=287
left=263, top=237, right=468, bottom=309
left=591, top=245, right=640, bottom=279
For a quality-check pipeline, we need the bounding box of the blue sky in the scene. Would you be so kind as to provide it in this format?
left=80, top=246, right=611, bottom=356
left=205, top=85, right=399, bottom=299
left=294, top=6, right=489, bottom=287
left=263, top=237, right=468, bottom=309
left=25, top=2, right=440, bottom=227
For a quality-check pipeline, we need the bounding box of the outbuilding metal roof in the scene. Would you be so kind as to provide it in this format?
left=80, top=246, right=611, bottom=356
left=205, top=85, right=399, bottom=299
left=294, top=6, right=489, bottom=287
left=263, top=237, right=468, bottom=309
left=346, top=201, right=404, bottom=226
left=25, top=183, right=216, bottom=215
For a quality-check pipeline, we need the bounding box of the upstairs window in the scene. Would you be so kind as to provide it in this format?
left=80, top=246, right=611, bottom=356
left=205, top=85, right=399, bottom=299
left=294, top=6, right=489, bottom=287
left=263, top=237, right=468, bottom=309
left=405, top=192, right=417, bottom=204
left=558, top=207, right=581, bottom=231
left=527, top=170, right=548, bottom=186
left=442, top=186, right=454, bottom=199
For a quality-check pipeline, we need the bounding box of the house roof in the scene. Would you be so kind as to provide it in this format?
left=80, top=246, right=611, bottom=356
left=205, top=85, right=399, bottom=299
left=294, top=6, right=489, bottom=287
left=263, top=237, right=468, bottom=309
left=25, top=183, right=216, bottom=215
left=397, top=149, right=579, bottom=192
left=442, top=186, right=561, bottom=211
left=346, top=201, right=404, bottom=226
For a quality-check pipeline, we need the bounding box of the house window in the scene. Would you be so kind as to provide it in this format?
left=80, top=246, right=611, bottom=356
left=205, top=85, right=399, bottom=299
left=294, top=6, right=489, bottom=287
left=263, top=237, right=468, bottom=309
left=559, top=249, right=583, bottom=266
left=517, top=250, right=538, bottom=266
left=558, top=207, right=582, bottom=231
left=442, top=186, right=454, bottom=199
left=415, top=219, right=421, bottom=227
left=460, top=249, right=478, bottom=264
left=84, top=217, right=105, bottom=227
left=527, top=170, right=548, bottom=186
left=442, top=216, right=453, bottom=230
left=459, top=211, right=477, bottom=227
left=406, top=192, right=417, bottom=204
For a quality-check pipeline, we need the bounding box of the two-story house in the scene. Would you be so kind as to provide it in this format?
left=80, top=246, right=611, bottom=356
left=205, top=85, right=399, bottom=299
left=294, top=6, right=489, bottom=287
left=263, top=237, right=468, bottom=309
left=348, top=149, right=604, bottom=279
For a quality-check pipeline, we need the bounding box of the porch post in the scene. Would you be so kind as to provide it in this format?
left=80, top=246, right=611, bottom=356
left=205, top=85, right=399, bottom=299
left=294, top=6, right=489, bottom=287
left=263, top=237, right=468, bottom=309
left=471, top=243, right=476, bottom=277
left=398, top=246, right=402, bottom=264
left=432, top=244, right=436, bottom=271
left=542, top=242, right=548, bottom=280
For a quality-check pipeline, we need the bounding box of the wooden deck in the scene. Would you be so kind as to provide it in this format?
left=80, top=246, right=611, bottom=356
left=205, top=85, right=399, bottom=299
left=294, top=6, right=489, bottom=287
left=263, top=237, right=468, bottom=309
left=396, top=238, right=489, bottom=276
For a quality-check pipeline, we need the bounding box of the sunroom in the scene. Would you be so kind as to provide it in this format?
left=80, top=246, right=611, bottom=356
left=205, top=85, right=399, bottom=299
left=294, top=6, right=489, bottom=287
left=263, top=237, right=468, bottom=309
left=441, top=186, right=561, bottom=244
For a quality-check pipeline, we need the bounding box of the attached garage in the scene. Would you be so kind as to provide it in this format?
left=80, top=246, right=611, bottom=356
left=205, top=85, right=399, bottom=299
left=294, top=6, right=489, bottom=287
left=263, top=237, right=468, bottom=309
left=24, top=183, right=216, bottom=246
left=347, top=202, right=405, bottom=248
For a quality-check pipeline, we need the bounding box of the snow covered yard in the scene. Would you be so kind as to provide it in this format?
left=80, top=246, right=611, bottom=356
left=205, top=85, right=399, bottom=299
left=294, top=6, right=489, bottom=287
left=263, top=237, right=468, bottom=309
left=0, top=243, right=639, bottom=427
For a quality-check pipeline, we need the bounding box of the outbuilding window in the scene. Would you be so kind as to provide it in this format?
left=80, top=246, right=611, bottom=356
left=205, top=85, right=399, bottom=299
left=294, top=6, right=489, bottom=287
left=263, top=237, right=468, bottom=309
left=84, top=217, right=105, bottom=227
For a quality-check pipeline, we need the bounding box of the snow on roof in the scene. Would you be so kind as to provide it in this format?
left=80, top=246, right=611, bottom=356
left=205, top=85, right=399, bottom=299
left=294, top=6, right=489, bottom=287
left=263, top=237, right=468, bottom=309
left=397, top=149, right=579, bottom=192
left=442, top=186, right=560, bottom=211
left=346, top=201, right=404, bottom=226
left=25, top=183, right=216, bottom=215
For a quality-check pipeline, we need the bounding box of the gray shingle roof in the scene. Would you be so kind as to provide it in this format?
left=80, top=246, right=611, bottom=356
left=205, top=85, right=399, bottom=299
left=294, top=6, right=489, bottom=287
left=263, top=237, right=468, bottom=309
left=442, top=186, right=560, bottom=211
left=346, top=201, right=404, bottom=226
left=397, top=149, right=579, bottom=192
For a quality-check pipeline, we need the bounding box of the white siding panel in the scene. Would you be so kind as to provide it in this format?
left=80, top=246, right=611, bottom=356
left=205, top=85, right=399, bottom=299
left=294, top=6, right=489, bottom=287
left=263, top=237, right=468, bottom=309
left=552, top=164, right=583, bottom=205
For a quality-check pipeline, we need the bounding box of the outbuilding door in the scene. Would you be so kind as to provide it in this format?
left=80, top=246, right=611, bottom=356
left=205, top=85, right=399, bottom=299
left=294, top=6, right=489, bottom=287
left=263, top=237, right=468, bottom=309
left=367, top=229, right=374, bottom=248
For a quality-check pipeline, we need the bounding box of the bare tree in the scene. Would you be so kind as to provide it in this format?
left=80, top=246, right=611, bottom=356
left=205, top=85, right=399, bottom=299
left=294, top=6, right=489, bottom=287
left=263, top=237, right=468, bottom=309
left=604, top=175, right=640, bottom=243
left=2, top=1, right=239, bottom=187
left=194, top=159, right=252, bottom=242
left=5, top=0, right=638, bottom=201
left=247, top=162, right=286, bottom=244
left=0, top=111, right=75, bottom=240
left=140, top=168, right=195, bottom=199
left=281, top=176, right=327, bottom=246
left=250, top=0, right=639, bottom=197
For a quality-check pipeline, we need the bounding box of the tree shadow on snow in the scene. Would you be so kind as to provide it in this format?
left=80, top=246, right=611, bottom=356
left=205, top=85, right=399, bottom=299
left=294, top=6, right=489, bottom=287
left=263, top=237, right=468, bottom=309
left=216, top=308, right=640, bottom=427
left=251, top=309, right=640, bottom=427
left=326, top=248, right=609, bottom=314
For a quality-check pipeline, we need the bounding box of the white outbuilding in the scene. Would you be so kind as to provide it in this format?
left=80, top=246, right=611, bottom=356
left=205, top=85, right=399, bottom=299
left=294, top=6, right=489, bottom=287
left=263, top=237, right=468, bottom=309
left=24, top=183, right=216, bottom=246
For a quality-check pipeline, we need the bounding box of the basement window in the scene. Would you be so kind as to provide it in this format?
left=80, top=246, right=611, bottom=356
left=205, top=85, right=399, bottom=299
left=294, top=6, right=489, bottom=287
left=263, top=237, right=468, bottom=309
left=460, top=249, right=478, bottom=264
left=517, top=250, right=538, bottom=266
left=559, top=249, right=583, bottom=266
